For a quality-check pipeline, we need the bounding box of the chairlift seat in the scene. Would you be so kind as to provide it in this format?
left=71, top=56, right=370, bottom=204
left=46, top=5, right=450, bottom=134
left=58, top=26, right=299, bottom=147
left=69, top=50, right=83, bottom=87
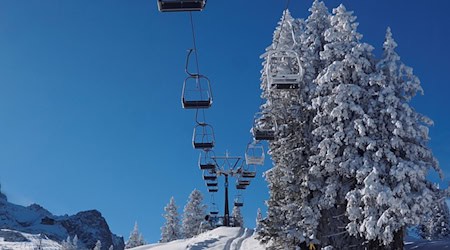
left=193, top=142, right=215, bottom=149
left=203, top=175, right=217, bottom=181
left=182, top=99, right=212, bottom=109
left=238, top=180, right=250, bottom=186
left=242, top=171, right=256, bottom=178
left=200, top=163, right=215, bottom=170
left=210, top=211, right=219, bottom=215
left=253, top=129, right=275, bottom=141
left=208, top=188, right=218, bottom=193
left=234, top=202, right=243, bottom=207
left=236, top=185, right=246, bottom=190
left=206, top=182, right=218, bottom=187
left=157, top=0, right=206, bottom=12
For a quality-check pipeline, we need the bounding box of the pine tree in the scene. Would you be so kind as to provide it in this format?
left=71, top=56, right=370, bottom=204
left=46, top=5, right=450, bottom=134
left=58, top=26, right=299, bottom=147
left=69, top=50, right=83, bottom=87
left=255, top=208, right=263, bottom=233
left=61, top=236, right=76, bottom=250
left=125, top=222, right=145, bottom=248
left=257, top=2, right=443, bottom=249
left=160, top=196, right=181, bottom=243
left=345, top=27, right=442, bottom=248
left=93, top=240, right=101, bottom=250
left=232, top=205, right=244, bottom=227
left=182, top=189, right=207, bottom=238
left=109, top=246, right=114, bottom=250
left=418, top=196, right=450, bottom=240
left=72, top=235, right=79, bottom=249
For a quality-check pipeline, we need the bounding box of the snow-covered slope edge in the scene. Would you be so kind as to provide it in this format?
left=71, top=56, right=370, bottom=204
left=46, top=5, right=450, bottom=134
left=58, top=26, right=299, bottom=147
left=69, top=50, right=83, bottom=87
left=0, top=229, right=61, bottom=250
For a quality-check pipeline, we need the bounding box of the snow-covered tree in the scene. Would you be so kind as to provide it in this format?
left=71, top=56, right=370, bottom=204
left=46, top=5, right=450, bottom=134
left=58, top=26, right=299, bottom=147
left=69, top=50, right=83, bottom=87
left=108, top=245, right=114, bottom=250
left=257, top=1, right=443, bottom=249
left=344, top=27, right=442, bottom=248
left=125, top=222, right=145, bottom=248
left=418, top=197, right=450, bottom=240
left=93, top=240, right=101, bottom=250
left=61, top=236, right=77, bottom=250
left=232, top=205, right=244, bottom=227
left=182, top=189, right=207, bottom=238
left=160, top=196, right=181, bottom=243
left=255, top=208, right=263, bottom=233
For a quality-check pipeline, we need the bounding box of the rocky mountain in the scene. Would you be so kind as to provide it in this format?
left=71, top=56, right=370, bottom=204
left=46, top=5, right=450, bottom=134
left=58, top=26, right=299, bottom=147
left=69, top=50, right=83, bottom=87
left=0, top=190, right=124, bottom=250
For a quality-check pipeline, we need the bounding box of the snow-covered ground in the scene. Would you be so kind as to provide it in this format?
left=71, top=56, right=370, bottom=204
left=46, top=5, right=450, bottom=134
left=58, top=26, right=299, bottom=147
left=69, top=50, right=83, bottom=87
left=0, top=229, right=61, bottom=250
left=130, top=227, right=264, bottom=250
left=2, top=226, right=450, bottom=249
left=130, top=226, right=450, bottom=250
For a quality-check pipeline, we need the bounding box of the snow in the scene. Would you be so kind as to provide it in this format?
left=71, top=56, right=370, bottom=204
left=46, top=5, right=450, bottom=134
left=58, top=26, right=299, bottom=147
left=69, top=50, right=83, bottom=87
left=124, top=226, right=450, bottom=250
left=0, top=229, right=61, bottom=250
left=129, top=227, right=264, bottom=250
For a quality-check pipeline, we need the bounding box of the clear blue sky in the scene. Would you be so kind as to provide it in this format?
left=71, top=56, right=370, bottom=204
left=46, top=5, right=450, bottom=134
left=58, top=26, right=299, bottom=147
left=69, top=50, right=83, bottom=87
left=0, top=0, right=449, bottom=244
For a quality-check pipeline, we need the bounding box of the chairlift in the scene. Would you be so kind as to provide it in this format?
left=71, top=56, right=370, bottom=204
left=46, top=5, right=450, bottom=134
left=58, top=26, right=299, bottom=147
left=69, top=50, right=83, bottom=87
left=234, top=195, right=244, bottom=207
left=241, top=171, right=256, bottom=178
left=210, top=203, right=219, bottom=216
left=266, top=49, right=303, bottom=89
left=237, top=179, right=250, bottom=186
left=157, top=0, right=206, bottom=12
left=193, top=123, right=215, bottom=149
left=199, top=150, right=216, bottom=170
left=206, top=182, right=218, bottom=187
left=208, top=188, right=218, bottom=193
left=182, top=49, right=212, bottom=109
left=245, top=142, right=265, bottom=165
left=203, top=170, right=217, bottom=181
left=252, top=112, right=276, bottom=141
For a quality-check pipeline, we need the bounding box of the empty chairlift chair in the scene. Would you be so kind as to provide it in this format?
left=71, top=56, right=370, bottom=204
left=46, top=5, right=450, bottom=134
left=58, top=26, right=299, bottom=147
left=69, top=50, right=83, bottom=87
left=237, top=179, right=250, bottom=186
left=241, top=171, right=256, bottom=178
left=203, top=170, right=217, bottom=181
left=266, top=49, right=303, bottom=89
left=199, top=150, right=216, bottom=170
left=182, top=75, right=212, bottom=109
left=193, top=123, right=215, bottom=149
left=210, top=203, right=219, bottom=216
left=236, top=184, right=247, bottom=190
left=245, top=142, right=265, bottom=165
left=252, top=112, right=276, bottom=141
left=234, top=195, right=244, bottom=207
left=157, top=0, right=207, bottom=12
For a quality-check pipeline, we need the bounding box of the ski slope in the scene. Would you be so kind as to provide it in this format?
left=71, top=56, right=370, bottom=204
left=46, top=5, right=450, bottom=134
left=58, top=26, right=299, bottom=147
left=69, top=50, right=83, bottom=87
left=130, top=226, right=450, bottom=250
left=130, top=227, right=265, bottom=250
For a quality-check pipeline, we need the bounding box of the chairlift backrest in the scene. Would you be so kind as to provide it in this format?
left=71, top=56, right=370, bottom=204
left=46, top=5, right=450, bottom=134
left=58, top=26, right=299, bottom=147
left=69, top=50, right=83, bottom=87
left=157, top=0, right=206, bottom=12
left=266, top=49, right=303, bottom=89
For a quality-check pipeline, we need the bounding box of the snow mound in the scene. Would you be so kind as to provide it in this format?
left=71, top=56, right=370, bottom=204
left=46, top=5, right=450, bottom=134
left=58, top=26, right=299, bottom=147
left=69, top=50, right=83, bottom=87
left=0, top=229, right=61, bottom=250
left=130, top=227, right=265, bottom=250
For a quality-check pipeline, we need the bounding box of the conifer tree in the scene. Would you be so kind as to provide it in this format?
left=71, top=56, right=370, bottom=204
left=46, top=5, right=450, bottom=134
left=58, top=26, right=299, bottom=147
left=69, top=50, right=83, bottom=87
left=160, top=197, right=181, bottom=243
left=93, top=240, right=101, bottom=250
left=255, top=208, right=263, bottom=233
left=257, top=2, right=443, bottom=249
left=182, top=189, right=207, bottom=238
left=232, top=205, right=244, bottom=227
left=125, top=222, right=145, bottom=248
